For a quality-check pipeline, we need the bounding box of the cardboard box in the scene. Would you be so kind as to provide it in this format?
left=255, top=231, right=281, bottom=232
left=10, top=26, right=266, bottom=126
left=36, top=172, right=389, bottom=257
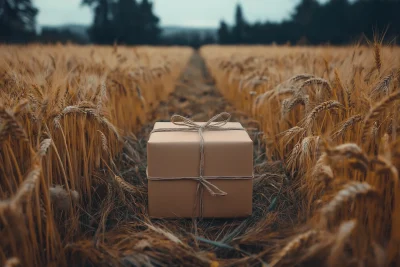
left=147, top=121, right=253, bottom=218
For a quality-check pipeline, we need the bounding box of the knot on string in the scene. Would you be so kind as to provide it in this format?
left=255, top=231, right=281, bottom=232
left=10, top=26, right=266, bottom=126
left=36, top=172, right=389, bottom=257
left=170, top=112, right=232, bottom=131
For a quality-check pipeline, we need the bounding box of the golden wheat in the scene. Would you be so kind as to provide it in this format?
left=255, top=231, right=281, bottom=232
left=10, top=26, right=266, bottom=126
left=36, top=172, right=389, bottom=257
left=201, top=44, right=400, bottom=265
left=0, top=44, right=193, bottom=266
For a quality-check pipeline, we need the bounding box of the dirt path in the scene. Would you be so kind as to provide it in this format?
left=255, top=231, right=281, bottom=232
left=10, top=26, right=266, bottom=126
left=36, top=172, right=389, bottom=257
left=141, top=52, right=261, bottom=134
left=113, top=52, right=295, bottom=263
left=130, top=52, right=267, bottom=174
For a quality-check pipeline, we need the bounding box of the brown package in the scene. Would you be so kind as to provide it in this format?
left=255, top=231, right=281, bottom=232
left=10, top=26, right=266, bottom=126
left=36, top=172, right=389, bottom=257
left=147, top=121, right=253, bottom=218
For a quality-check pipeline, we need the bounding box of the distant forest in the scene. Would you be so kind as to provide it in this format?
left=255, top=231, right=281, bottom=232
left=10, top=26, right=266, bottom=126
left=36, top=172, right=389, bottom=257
left=0, top=0, right=399, bottom=47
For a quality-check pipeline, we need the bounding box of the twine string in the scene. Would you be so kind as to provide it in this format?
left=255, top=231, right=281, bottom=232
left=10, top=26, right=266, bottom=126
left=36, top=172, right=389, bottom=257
left=149, top=112, right=250, bottom=217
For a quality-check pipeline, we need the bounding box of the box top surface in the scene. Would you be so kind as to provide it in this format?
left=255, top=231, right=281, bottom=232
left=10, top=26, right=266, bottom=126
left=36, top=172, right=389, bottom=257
left=148, top=122, right=252, bottom=143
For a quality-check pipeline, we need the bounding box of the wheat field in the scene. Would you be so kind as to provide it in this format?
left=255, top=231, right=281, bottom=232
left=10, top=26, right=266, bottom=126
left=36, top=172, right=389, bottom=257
left=1, top=43, right=400, bottom=266
left=201, top=44, right=400, bottom=266
left=0, top=45, right=192, bottom=266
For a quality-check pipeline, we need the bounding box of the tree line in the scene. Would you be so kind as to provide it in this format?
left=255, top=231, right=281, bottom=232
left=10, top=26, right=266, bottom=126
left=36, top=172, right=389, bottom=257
left=219, top=0, right=400, bottom=45
left=0, top=0, right=399, bottom=46
left=82, top=0, right=161, bottom=45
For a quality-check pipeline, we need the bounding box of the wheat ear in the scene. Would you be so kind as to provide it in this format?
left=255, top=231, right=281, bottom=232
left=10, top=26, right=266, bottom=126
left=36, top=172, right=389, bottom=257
left=321, top=182, right=378, bottom=221
left=270, top=230, right=320, bottom=267
left=327, top=220, right=357, bottom=267
left=362, top=90, right=400, bottom=140
left=300, top=78, right=332, bottom=95
left=289, top=73, right=315, bottom=83
left=304, top=100, right=345, bottom=127
left=12, top=165, right=42, bottom=206
left=114, top=175, right=139, bottom=194
left=331, top=114, right=363, bottom=139
left=38, top=138, right=52, bottom=157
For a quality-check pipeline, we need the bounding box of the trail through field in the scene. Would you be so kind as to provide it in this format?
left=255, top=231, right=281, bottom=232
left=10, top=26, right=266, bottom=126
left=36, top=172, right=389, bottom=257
left=135, top=52, right=267, bottom=163
left=141, top=52, right=259, bottom=132
left=114, top=52, right=298, bottom=263
left=137, top=52, right=268, bottom=177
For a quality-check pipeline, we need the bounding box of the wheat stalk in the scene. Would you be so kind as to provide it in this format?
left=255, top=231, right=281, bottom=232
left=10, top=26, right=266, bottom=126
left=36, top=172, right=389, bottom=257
left=327, top=220, right=357, bottom=266
left=270, top=230, right=320, bottom=267
left=0, top=107, right=28, bottom=142
left=13, top=99, right=29, bottom=117
left=374, top=43, right=382, bottom=73
left=3, top=257, right=21, bottom=267
left=303, top=100, right=345, bottom=128
left=281, top=94, right=310, bottom=117
left=38, top=138, right=52, bottom=157
left=12, top=165, right=41, bottom=206
left=362, top=90, right=400, bottom=140
left=325, top=143, right=369, bottom=171
left=371, top=155, right=399, bottom=183
left=299, top=136, right=320, bottom=168
left=145, top=223, right=184, bottom=245
left=370, top=73, right=394, bottom=99
left=97, top=130, right=108, bottom=152
left=312, top=153, right=334, bottom=182
left=331, top=114, right=363, bottom=139
left=289, top=73, right=315, bottom=83
left=279, top=126, right=306, bottom=145
left=321, top=182, right=378, bottom=221
left=114, top=175, right=139, bottom=194
left=300, top=78, right=332, bottom=96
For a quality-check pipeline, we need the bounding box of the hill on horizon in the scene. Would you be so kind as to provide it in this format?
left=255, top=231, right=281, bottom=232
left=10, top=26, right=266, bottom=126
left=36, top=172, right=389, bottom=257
left=39, top=24, right=218, bottom=43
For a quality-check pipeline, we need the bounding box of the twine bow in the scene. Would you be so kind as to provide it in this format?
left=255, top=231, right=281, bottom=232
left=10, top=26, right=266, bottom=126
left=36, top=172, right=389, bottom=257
left=149, top=112, right=249, bottom=217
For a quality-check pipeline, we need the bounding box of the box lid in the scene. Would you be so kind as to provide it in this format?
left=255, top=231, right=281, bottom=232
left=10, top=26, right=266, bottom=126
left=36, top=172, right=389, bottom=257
left=147, top=122, right=253, bottom=178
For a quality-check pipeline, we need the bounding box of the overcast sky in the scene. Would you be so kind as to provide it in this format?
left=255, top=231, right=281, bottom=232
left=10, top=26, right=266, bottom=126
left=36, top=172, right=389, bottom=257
left=34, top=0, right=305, bottom=28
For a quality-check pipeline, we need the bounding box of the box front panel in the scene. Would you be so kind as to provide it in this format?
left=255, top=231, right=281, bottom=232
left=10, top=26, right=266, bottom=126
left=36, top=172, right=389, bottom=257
left=147, top=138, right=253, bottom=178
left=148, top=179, right=252, bottom=218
